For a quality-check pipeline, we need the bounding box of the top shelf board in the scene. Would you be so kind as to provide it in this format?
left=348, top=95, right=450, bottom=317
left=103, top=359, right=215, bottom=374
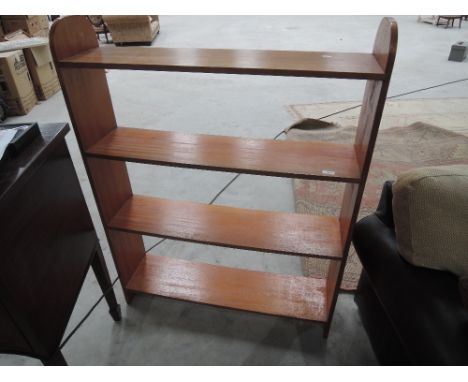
left=58, top=47, right=386, bottom=80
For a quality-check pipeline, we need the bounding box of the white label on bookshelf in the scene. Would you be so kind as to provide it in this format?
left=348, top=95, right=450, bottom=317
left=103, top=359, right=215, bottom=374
left=322, top=169, right=336, bottom=175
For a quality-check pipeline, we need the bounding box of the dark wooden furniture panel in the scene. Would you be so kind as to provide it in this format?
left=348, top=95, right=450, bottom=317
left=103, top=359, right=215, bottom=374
left=0, top=303, right=32, bottom=356
left=0, top=123, right=121, bottom=365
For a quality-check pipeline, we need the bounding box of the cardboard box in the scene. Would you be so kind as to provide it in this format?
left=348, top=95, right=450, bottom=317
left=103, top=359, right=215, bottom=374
left=24, top=46, right=60, bottom=100
left=3, top=30, right=60, bottom=100
left=1, top=16, right=49, bottom=38
left=0, top=50, right=37, bottom=115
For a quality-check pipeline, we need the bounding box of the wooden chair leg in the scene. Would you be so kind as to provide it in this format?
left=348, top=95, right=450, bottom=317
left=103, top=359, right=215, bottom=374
left=41, top=350, right=67, bottom=366
left=91, top=245, right=122, bottom=321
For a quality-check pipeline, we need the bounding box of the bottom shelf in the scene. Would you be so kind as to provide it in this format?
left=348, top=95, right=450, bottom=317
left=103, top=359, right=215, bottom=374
left=126, top=254, right=332, bottom=323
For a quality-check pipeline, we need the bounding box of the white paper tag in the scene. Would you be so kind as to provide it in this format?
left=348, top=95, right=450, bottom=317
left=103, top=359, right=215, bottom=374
left=322, top=169, right=336, bottom=175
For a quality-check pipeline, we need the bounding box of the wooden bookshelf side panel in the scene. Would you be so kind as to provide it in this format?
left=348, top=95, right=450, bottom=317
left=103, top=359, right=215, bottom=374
left=355, top=17, right=398, bottom=167
left=50, top=16, right=127, bottom=221
left=339, top=17, right=397, bottom=259
left=372, top=17, right=399, bottom=75
left=50, top=16, right=118, bottom=150
left=108, top=230, right=146, bottom=293
left=354, top=80, right=383, bottom=167
left=86, top=158, right=133, bottom=223
left=325, top=18, right=398, bottom=335
left=50, top=16, right=146, bottom=302
left=59, top=68, right=118, bottom=150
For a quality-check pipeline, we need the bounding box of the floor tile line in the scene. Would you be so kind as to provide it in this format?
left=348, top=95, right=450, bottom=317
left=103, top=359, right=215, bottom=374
left=59, top=276, right=119, bottom=350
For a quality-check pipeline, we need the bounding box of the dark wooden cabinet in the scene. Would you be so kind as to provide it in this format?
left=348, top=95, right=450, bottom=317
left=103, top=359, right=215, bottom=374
left=0, top=123, right=120, bottom=366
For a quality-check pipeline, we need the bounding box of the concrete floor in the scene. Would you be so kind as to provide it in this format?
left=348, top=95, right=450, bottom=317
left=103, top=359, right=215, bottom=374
left=1, top=15, right=468, bottom=365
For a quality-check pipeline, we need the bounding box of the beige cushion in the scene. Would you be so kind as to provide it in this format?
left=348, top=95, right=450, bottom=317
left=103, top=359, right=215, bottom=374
left=393, top=165, right=468, bottom=276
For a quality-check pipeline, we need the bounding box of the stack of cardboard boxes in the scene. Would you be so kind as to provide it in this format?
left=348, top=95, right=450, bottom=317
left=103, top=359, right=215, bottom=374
left=8, top=31, right=62, bottom=101
left=0, top=47, right=37, bottom=115
left=1, top=15, right=49, bottom=38
left=0, top=16, right=61, bottom=116
left=24, top=44, right=61, bottom=101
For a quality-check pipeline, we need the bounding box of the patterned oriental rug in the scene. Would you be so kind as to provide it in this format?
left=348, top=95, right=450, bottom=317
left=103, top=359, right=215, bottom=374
left=286, top=120, right=468, bottom=290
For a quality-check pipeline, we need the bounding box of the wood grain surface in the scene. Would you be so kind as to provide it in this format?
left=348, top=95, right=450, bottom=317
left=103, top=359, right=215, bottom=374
left=50, top=15, right=147, bottom=303
left=58, top=46, right=385, bottom=79
left=109, top=195, right=344, bottom=259
left=127, top=255, right=330, bottom=322
left=325, top=17, right=398, bottom=336
left=87, top=127, right=362, bottom=183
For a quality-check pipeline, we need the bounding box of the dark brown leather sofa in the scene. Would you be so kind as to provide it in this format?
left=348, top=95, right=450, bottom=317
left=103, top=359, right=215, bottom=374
left=353, top=181, right=468, bottom=365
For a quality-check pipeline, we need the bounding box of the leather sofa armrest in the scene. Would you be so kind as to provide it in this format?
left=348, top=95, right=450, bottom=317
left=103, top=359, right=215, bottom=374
left=353, top=181, right=468, bottom=365
left=375, top=180, right=395, bottom=229
left=459, top=276, right=468, bottom=310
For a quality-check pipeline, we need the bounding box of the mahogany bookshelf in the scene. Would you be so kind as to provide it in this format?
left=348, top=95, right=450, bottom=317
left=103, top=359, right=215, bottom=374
left=50, top=16, right=397, bottom=336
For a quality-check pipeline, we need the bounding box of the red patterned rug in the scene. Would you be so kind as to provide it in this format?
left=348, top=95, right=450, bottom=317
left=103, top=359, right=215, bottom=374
left=287, top=120, right=468, bottom=290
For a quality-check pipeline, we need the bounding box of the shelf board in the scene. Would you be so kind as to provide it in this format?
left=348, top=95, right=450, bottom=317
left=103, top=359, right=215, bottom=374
left=86, top=128, right=361, bottom=183
left=127, top=255, right=330, bottom=322
left=109, top=195, right=343, bottom=260
left=59, top=46, right=385, bottom=80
